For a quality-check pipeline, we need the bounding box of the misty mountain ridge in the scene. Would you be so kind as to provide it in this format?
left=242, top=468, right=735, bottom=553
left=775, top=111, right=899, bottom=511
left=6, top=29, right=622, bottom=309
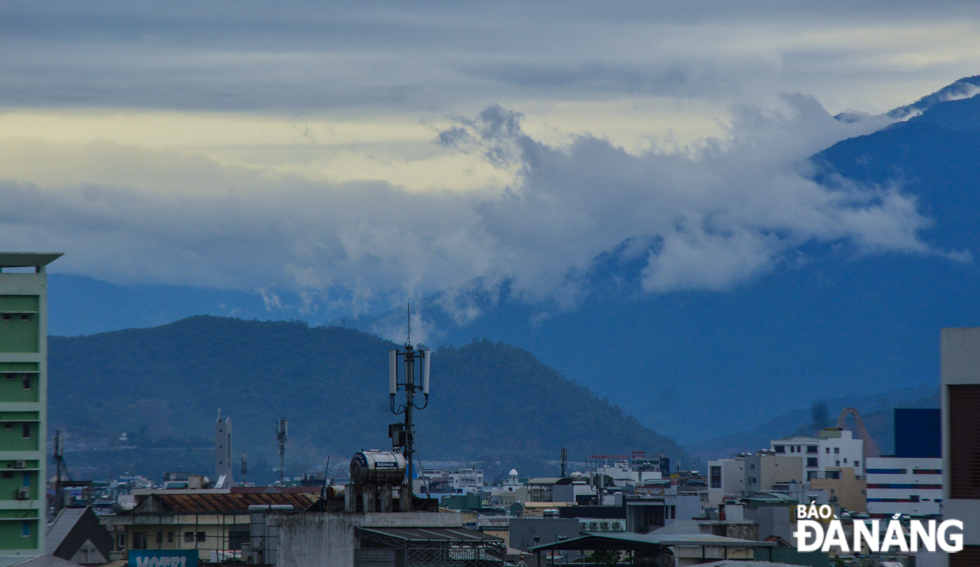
left=43, top=76, right=980, bottom=446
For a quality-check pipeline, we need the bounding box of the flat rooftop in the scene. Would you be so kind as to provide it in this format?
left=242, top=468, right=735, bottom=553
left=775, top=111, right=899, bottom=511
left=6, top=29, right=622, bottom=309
left=0, top=253, right=63, bottom=268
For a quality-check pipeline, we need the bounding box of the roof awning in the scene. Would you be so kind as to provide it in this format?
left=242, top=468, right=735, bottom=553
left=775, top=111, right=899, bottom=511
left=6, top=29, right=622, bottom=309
left=0, top=253, right=63, bottom=268
left=528, top=532, right=776, bottom=553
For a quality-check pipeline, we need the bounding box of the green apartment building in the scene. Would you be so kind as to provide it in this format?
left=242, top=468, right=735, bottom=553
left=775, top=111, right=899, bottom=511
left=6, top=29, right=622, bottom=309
left=0, top=253, right=60, bottom=567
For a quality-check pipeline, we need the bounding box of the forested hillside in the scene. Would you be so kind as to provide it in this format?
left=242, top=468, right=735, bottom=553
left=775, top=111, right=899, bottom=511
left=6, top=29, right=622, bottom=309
left=48, top=316, right=688, bottom=481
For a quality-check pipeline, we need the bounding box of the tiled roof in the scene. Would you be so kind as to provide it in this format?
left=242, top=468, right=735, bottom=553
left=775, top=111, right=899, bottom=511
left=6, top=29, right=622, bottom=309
left=150, top=492, right=318, bottom=513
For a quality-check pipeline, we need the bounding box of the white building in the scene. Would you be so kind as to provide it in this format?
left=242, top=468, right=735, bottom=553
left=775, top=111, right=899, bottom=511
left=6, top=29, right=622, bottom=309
left=707, top=458, right=745, bottom=507
left=416, top=468, right=484, bottom=494
left=597, top=460, right=663, bottom=487
left=771, top=428, right=864, bottom=480
left=865, top=457, right=942, bottom=519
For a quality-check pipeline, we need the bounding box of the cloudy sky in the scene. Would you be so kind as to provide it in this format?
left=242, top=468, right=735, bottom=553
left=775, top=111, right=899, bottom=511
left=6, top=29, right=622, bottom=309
left=2, top=1, right=978, bottom=313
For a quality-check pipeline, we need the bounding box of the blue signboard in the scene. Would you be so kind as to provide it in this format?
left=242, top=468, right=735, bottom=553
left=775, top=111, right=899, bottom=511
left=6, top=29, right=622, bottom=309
left=128, top=550, right=198, bottom=567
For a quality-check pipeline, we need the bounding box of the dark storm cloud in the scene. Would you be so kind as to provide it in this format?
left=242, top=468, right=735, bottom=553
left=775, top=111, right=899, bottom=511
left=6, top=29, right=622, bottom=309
left=0, top=0, right=975, bottom=111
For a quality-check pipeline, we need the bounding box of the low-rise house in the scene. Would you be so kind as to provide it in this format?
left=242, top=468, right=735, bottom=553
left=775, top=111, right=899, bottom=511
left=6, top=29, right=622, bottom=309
left=102, top=489, right=319, bottom=562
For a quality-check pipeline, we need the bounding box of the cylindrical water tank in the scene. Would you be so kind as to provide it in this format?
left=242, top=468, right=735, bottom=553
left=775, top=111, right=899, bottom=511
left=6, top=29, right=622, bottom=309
left=350, top=450, right=407, bottom=486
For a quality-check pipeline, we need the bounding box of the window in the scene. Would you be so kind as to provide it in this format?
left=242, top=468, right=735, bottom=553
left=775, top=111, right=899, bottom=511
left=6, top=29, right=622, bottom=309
left=836, top=460, right=840, bottom=466
left=3, top=423, right=12, bottom=429
left=229, top=530, right=250, bottom=551
left=843, top=458, right=848, bottom=464
left=855, top=461, right=860, bottom=468
left=774, top=445, right=785, bottom=453
left=22, top=375, right=31, bottom=390
left=797, top=446, right=802, bottom=452
left=827, top=471, right=841, bottom=480
left=22, top=423, right=31, bottom=439
left=710, top=466, right=722, bottom=489
left=826, top=447, right=830, bottom=453
left=185, top=532, right=194, bottom=543
left=834, top=447, right=839, bottom=454
left=156, top=531, right=163, bottom=544
left=20, top=313, right=31, bottom=321
left=807, top=446, right=818, bottom=454
left=197, top=532, right=206, bottom=543
left=117, top=534, right=125, bottom=550
left=2, top=471, right=12, bottom=479
left=2, top=314, right=10, bottom=321
left=133, top=533, right=147, bottom=550
left=22, top=472, right=30, bottom=487
left=4, top=373, right=14, bottom=380
left=807, top=458, right=818, bottom=468
left=910, top=495, right=920, bottom=502
left=949, top=385, right=980, bottom=499
left=21, top=521, right=31, bottom=537
left=168, top=532, right=174, bottom=543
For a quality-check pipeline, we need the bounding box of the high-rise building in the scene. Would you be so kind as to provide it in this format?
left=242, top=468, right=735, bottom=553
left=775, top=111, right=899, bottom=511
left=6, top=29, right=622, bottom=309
left=941, top=328, right=980, bottom=566
left=0, top=253, right=61, bottom=567
left=895, top=408, right=942, bottom=459
left=215, top=413, right=234, bottom=489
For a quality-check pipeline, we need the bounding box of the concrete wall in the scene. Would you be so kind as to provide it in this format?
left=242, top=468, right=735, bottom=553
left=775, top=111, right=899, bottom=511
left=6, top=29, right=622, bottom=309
left=509, top=518, right=579, bottom=551
left=744, top=455, right=802, bottom=492
left=272, top=512, right=464, bottom=567
left=809, top=467, right=867, bottom=513
left=743, top=505, right=793, bottom=542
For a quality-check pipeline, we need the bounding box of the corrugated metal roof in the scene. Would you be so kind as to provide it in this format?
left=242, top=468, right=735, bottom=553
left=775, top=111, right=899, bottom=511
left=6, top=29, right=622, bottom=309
left=357, top=527, right=503, bottom=543
left=150, top=492, right=318, bottom=513
left=45, top=508, right=85, bottom=554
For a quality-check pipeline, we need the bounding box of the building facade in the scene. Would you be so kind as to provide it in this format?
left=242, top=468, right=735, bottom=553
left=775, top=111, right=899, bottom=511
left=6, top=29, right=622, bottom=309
left=0, top=253, right=60, bottom=567
left=771, top=428, right=864, bottom=480
left=865, top=457, right=942, bottom=519
left=941, top=328, right=980, bottom=565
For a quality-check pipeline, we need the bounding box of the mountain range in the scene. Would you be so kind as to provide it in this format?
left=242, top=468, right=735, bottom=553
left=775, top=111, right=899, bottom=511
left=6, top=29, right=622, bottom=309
left=44, top=77, right=976, bottom=448
left=48, top=316, right=688, bottom=482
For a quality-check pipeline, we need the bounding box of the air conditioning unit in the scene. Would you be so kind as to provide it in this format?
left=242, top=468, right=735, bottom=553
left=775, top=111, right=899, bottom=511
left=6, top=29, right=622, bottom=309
left=611, top=520, right=625, bottom=531
left=14, top=461, right=26, bottom=469
left=16, top=488, right=30, bottom=500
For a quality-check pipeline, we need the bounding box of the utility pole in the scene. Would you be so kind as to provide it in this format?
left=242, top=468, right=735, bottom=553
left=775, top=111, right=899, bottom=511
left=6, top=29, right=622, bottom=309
left=276, top=419, right=287, bottom=486
left=240, top=451, right=248, bottom=486
left=53, top=430, right=70, bottom=512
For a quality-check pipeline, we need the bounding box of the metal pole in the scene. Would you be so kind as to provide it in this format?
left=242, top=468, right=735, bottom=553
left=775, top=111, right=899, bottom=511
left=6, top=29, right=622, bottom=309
left=404, top=345, right=414, bottom=496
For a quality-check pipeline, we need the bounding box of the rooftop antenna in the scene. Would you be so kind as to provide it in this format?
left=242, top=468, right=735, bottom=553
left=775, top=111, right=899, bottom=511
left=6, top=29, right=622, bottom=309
left=389, top=303, right=431, bottom=501
left=240, top=451, right=248, bottom=486
left=276, top=419, right=288, bottom=486
left=561, top=448, right=567, bottom=478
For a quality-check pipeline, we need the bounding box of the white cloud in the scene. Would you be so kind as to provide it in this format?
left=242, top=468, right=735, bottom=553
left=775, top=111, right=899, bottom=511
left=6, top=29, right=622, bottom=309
left=0, top=95, right=960, bottom=317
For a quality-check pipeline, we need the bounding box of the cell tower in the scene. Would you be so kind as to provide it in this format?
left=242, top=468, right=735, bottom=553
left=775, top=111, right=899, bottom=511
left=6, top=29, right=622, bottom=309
left=388, top=304, right=431, bottom=494
left=276, top=419, right=288, bottom=486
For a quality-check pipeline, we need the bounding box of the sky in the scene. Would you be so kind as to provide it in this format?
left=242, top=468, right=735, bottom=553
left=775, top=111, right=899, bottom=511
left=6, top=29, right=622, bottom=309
left=2, top=0, right=979, bottom=318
